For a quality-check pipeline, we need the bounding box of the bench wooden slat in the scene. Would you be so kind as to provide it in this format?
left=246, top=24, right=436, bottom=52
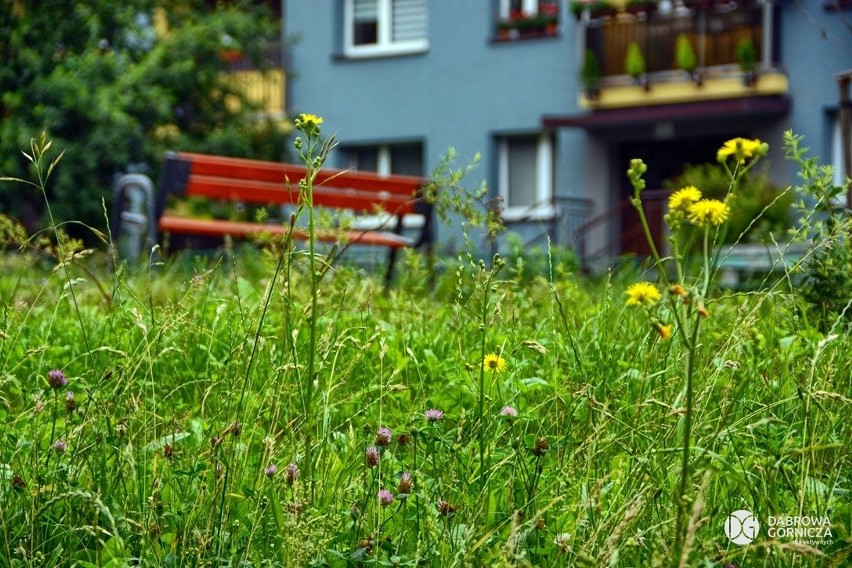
left=185, top=175, right=417, bottom=214
left=159, top=216, right=415, bottom=248
left=177, top=152, right=423, bottom=197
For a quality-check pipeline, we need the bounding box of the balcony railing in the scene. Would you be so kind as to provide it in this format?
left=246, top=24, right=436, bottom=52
left=222, top=44, right=285, bottom=116
left=582, top=2, right=770, bottom=83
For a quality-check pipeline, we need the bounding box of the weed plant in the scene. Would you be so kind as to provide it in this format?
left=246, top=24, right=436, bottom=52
left=0, top=128, right=849, bottom=567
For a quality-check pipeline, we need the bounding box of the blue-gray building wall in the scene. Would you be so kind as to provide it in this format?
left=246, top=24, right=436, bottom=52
left=284, top=2, right=852, bottom=252
left=781, top=8, right=851, bottom=167
left=285, top=1, right=588, bottom=247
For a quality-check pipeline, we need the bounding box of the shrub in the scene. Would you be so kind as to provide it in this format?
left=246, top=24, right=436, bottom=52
left=666, top=162, right=792, bottom=246
left=0, top=0, right=287, bottom=241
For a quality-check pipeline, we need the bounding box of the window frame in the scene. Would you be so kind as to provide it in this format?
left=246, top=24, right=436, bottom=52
left=498, top=0, right=541, bottom=20
left=497, top=132, right=556, bottom=222
left=340, top=141, right=426, bottom=229
left=343, top=0, right=429, bottom=59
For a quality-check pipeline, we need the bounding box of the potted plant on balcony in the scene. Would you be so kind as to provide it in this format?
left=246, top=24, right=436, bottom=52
left=675, top=33, right=701, bottom=85
left=736, top=37, right=758, bottom=86
left=571, top=0, right=618, bottom=21
left=625, top=41, right=649, bottom=90
left=580, top=49, right=603, bottom=100
left=625, top=0, right=659, bottom=16
left=539, top=2, right=559, bottom=34
left=497, top=19, right=513, bottom=39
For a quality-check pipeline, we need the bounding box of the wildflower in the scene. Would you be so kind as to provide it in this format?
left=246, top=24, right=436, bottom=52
left=296, top=113, right=323, bottom=136
left=669, top=283, right=687, bottom=297
left=697, top=303, right=710, bottom=318
left=625, top=282, right=661, bottom=307
left=286, top=462, right=300, bottom=485
left=396, top=432, right=411, bottom=446
left=483, top=353, right=507, bottom=373
left=52, top=440, right=67, bottom=454
left=12, top=474, right=26, bottom=491
left=554, top=532, right=571, bottom=553
left=264, top=464, right=277, bottom=477
left=164, top=443, right=174, bottom=459
left=365, top=446, right=380, bottom=467
left=378, top=489, right=394, bottom=508
left=424, top=409, right=444, bottom=423
left=356, top=538, right=372, bottom=554
left=65, top=391, right=76, bottom=413
left=532, top=436, right=549, bottom=456
left=668, top=186, right=701, bottom=210
left=397, top=472, right=413, bottom=495
left=717, top=137, right=764, bottom=163
left=47, top=369, right=67, bottom=389
left=654, top=322, right=673, bottom=341
left=437, top=498, right=457, bottom=516
left=687, top=199, right=730, bottom=227
left=500, top=405, right=518, bottom=418
left=374, top=427, right=392, bottom=446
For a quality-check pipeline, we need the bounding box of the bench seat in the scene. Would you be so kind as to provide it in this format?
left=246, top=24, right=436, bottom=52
left=157, top=216, right=415, bottom=248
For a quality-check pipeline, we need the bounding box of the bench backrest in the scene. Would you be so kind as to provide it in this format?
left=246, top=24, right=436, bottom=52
left=156, top=151, right=428, bottom=220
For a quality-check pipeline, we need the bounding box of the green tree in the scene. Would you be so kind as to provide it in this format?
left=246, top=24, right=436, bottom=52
left=0, top=0, right=286, bottom=237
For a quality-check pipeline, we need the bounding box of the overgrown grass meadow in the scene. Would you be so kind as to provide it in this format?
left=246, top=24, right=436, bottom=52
left=0, top=129, right=850, bottom=567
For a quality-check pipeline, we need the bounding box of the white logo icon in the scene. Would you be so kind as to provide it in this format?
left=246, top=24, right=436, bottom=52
left=725, top=510, right=760, bottom=545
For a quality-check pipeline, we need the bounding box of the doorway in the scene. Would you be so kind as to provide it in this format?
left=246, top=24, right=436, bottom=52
left=617, top=136, right=729, bottom=256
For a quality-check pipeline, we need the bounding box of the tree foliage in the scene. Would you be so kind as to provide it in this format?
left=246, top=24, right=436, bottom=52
left=0, top=0, right=286, bottom=237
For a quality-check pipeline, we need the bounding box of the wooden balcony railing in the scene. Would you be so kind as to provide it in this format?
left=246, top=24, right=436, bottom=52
left=222, top=44, right=285, bottom=116
left=584, top=2, right=768, bottom=80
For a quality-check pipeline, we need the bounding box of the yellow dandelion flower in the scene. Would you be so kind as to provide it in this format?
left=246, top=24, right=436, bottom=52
left=483, top=353, right=507, bottom=373
left=625, top=282, right=661, bottom=307
left=668, top=186, right=702, bottom=210
left=298, top=113, right=323, bottom=127
left=687, top=199, right=730, bottom=227
left=654, top=322, right=673, bottom=340
left=717, top=137, right=763, bottom=163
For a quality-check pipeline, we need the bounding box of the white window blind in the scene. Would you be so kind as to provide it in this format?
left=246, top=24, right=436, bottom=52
left=392, top=0, right=427, bottom=43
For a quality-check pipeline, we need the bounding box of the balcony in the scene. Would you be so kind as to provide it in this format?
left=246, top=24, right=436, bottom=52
left=576, top=0, right=787, bottom=109
left=222, top=45, right=286, bottom=117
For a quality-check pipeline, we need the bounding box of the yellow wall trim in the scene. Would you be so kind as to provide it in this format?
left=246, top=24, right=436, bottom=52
left=580, top=72, right=788, bottom=110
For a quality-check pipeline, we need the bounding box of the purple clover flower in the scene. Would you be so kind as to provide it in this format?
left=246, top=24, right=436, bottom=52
left=500, top=406, right=518, bottom=418
left=424, top=409, right=444, bottom=423
left=378, top=489, right=394, bottom=507
left=374, top=427, right=392, bottom=446
left=52, top=440, right=67, bottom=454
left=48, top=369, right=67, bottom=389
left=264, top=464, right=277, bottom=477
left=365, top=446, right=380, bottom=467
left=397, top=472, right=412, bottom=495
left=286, top=462, right=300, bottom=485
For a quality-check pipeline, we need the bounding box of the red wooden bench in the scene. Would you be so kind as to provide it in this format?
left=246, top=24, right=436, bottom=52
left=112, top=151, right=434, bottom=284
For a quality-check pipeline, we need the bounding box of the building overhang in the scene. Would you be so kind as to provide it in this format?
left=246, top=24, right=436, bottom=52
left=543, top=95, right=791, bottom=134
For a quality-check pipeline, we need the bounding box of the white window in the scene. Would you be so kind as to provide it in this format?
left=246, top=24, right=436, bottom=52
left=498, top=0, right=559, bottom=20
left=342, top=142, right=425, bottom=229
left=497, top=133, right=555, bottom=221
left=343, top=0, right=428, bottom=58
left=344, top=142, right=423, bottom=177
